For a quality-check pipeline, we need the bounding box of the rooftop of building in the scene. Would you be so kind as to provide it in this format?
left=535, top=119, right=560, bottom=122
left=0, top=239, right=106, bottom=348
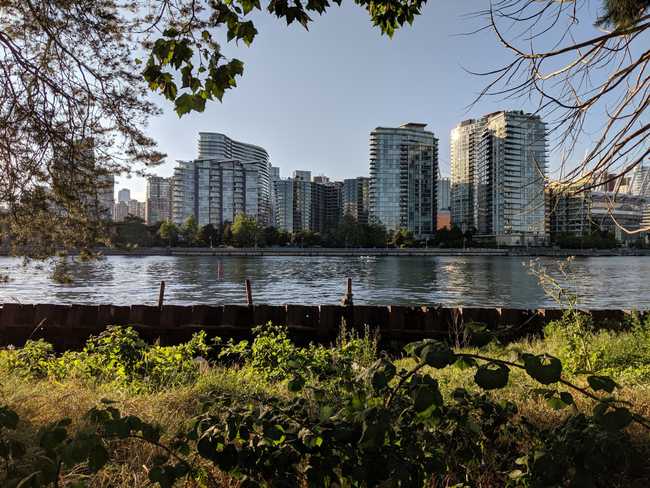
left=400, top=122, right=428, bottom=129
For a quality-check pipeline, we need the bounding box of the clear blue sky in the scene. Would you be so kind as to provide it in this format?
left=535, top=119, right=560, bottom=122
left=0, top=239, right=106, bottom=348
left=117, top=0, right=602, bottom=200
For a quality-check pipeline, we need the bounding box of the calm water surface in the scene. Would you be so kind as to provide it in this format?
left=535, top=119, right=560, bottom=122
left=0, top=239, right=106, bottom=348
left=0, top=255, right=648, bottom=309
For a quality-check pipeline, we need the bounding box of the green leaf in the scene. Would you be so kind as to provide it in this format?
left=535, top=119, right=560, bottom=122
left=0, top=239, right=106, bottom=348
left=263, top=424, right=284, bottom=442
left=413, top=384, right=442, bottom=412
left=87, top=443, right=110, bottom=472
left=419, top=341, right=455, bottom=369
left=196, top=435, right=220, bottom=462
left=546, top=396, right=569, bottom=410
left=587, top=375, right=618, bottom=393
left=163, top=28, right=180, bottom=37
left=174, top=93, right=194, bottom=117
left=474, top=363, right=509, bottom=390
left=522, top=353, right=562, bottom=385
left=453, top=356, right=477, bottom=370
left=237, top=21, right=258, bottom=45
left=599, top=407, right=633, bottom=431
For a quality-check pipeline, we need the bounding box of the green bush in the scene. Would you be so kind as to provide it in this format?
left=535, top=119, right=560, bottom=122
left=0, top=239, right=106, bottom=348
left=1, top=339, right=56, bottom=379
left=0, top=326, right=213, bottom=390
left=242, top=322, right=379, bottom=383
left=545, top=310, right=650, bottom=384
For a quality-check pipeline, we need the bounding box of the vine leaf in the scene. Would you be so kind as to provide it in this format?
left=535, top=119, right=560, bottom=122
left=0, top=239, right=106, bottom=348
left=521, top=354, right=562, bottom=385
left=413, top=383, right=443, bottom=413
left=474, top=363, right=509, bottom=390
left=587, top=375, right=618, bottom=393
left=598, top=407, right=633, bottom=431
left=419, top=341, right=455, bottom=369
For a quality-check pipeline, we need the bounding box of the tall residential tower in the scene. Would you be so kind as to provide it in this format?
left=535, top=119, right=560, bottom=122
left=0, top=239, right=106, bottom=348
left=450, top=111, right=548, bottom=245
left=369, top=123, right=438, bottom=238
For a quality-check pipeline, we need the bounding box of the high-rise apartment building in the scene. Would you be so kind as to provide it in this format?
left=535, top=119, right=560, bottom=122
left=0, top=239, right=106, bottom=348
left=128, top=199, right=146, bottom=221
left=273, top=178, right=294, bottom=232
left=113, top=201, right=129, bottom=222
left=273, top=172, right=343, bottom=234
left=631, top=164, right=650, bottom=197
left=548, top=181, right=591, bottom=238
left=292, top=170, right=311, bottom=182
left=343, top=177, right=370, bottom=224
left=292, top=176, right=314, bottom=232
left=172, top=133, right=272, bottom=227
left=118, top=188, right=131, bottom=203
left=437, top=174, right=450, bottom=210
left=451, top=111, right=548, bottom=246
left=146, top=176, right=172, bottom=224
left=369, top=123, right=438, bottom=238
left=450, top=118, right=483, bottom=231
left=321, top=181, right=343, bottom=231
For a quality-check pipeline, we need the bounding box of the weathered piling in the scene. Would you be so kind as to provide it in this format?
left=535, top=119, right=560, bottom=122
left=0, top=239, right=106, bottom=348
left=158, top=281, right=166, bottom=309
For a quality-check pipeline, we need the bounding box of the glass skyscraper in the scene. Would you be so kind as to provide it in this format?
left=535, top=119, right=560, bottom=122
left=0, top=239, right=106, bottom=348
left=369, top=123, right=438, bottom=238
left=451, top=111, right=548, bottom=246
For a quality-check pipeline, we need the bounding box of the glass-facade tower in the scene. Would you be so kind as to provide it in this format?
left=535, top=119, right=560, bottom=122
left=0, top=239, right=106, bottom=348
left=369, top=123, right=438, bottom=238
left=451, top=111, right=548, bottom=245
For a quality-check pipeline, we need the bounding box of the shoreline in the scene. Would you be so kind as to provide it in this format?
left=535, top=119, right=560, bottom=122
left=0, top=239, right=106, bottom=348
left=91, top=247, right=650, bottom=258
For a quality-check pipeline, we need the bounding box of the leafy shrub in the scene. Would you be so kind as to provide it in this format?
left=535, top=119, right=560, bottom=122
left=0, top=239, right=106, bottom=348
left=2, top=339, right=57, bottom=379
left=545, top=310, right=597, bottom=374
left=242, top=322, right=379, bottom=384
left=249, top=323, right=298, bottom=381
left=143, top=331, right=212, bottom=388
left=1, top=327, right=213, bottom=390
left=81, top=326, right=149, bottom=383
left=546, top=310, right=650, bottom=383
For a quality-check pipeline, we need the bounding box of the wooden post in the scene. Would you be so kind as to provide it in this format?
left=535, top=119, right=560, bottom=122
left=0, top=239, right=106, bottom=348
left=245, top=279, right=253, bottom=307
left=158, top=281, right=165, bottom=309
left=341, top=277, right=353, bottom=306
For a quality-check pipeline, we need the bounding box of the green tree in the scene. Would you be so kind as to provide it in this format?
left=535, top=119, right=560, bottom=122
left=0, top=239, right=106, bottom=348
left=158, top=220, right=179, bottom=247
left=222, top=221, right=234, bottom=246
left=391, top=228, right=416, bottom=248
left=111, top=220, right=153, bottom=248
left=232, top=214, right=262, bottom=247
left=335, top=215, right=365, bottom=247
left=363, top=222, right=388, bottom=248
left=181, top=215, right=200, bottom=246
left=200, top=223, right=221, bottom=247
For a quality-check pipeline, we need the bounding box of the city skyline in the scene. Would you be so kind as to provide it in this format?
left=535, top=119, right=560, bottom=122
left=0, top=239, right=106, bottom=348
left=113, top=2, right=608, bottom=201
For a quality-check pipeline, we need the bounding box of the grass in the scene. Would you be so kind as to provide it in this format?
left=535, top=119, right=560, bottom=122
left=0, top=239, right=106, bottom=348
left=1, top=317, right=650, bottom=486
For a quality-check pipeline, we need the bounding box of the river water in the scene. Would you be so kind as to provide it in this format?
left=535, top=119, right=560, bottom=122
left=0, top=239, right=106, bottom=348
left=0, top=255, right=648, bottom=309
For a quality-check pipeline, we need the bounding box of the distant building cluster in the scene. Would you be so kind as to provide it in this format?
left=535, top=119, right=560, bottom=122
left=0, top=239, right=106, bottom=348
left=102, top=115, right=648, bottom=246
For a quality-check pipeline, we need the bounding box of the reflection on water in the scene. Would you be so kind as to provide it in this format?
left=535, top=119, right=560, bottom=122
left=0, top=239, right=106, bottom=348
left=0, top=255, right=648, bottom=309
